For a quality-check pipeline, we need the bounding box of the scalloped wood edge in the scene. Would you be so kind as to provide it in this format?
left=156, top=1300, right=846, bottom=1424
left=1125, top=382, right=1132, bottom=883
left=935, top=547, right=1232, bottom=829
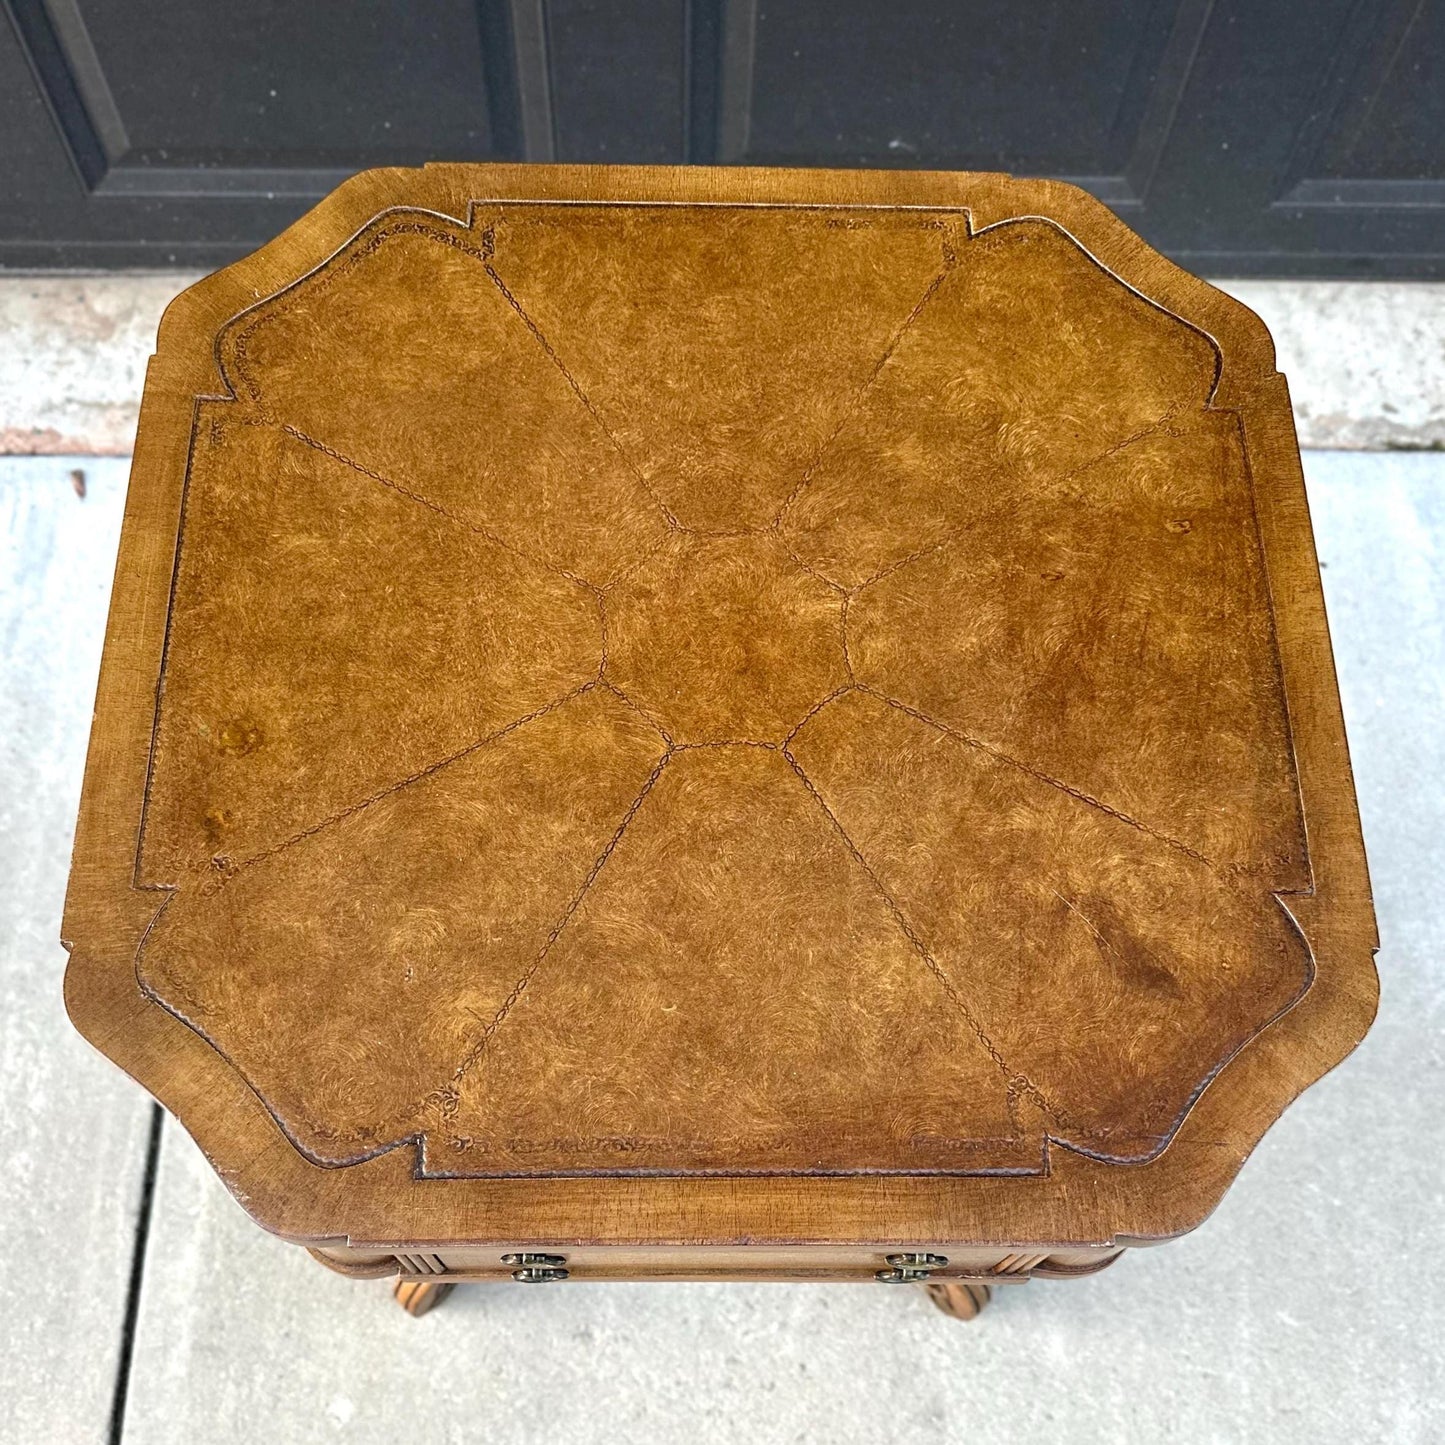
left=62, top=164, right=1377, bottom=1255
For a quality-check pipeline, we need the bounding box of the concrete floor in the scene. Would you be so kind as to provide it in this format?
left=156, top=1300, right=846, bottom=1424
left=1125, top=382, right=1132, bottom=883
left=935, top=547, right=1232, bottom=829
left=1, top=450, right=1441, bottom=1443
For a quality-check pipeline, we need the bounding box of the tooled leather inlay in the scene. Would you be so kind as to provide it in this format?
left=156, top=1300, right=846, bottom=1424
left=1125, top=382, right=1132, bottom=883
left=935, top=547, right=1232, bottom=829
left=135, top=202, right=1313, bottom=1178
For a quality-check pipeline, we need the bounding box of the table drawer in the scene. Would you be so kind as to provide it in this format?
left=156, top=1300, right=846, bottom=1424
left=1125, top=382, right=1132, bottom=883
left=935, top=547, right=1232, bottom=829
left=310, top=1243, right=1123, bottom=1285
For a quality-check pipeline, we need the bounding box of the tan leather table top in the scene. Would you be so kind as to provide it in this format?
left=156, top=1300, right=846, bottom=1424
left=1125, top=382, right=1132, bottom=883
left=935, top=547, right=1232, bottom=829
left=64, top=165, right=1377, bottom=1254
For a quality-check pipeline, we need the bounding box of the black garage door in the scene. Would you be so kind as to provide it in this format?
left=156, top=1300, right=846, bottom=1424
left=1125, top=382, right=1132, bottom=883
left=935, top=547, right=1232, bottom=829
left=3, top=0, right=1442, bottom=275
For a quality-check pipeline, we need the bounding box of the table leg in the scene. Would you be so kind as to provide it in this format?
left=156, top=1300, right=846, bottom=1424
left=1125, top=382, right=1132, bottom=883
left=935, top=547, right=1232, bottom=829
left=393, top=1277, right=996, bottom=1318
left=393, top=1278, right=455, bottom=1316
left=924, top=1281, right=993, bottom=1320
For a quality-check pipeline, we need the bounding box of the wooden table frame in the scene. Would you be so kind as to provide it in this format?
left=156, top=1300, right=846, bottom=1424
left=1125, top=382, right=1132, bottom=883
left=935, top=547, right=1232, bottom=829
left=62, top=164, right=1378, bottom=1315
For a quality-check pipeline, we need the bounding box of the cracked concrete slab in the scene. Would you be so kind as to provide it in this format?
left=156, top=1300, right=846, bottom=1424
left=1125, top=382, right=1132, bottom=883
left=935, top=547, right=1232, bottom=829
left=0, top=275, right=201, bottom=454
left=105, top=451, right=1445, bottom=1443
left=0, top=457, right=156, bottom=1445
left=1217, top=280, right=1445, bottom=452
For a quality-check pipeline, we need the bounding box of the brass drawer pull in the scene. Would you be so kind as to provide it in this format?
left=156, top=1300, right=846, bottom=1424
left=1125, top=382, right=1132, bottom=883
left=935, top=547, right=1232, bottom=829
left=501, top=1251, right=569, bottom=1283
left=877, top=1251, right=948, bottom=1283
left=512, top=1266, right=569, bottom=1283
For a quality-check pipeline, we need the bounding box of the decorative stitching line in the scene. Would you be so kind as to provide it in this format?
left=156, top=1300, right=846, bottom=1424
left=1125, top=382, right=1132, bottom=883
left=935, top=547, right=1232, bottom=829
left=1051, top=408, right=1186, bottom=490
left=467, top=200, right=976, bottom=215
left=968, top=211, right=1226, bottom=405
left=223, top=216, right=493, bottom=408
left=601, top=527, right=677, bottom=593
left=771, top=226, right=960, bottom=531
left=481, top=228, right=683, bottom=534
left=855, top=530, right=972, bottom=593
left=280, top=423, right=597, bottom=591
left=135, top=888, right=421, bottom=1171
left=671, top=738, right=779, bottom=752
left=442, top=747, right=674, bottom=1091
left=1055, top=892, right=1315, bottom=1164
left=202, top=682, right=598, bottom=890
left=839, top=592, right=857, bottom=681
left=133, top=396, right=206, bottom=890
left=595, top=586, right=609, bottom=677
left=777, top=538, right=849, bottom=596
left=860, top=685, right=1216, bottom=870
left=141, top=199, right=1301, bottom=1179
left=787, top=399, right=1189, bottom=600
left=223, top=215, right=671, bottom=592
left=1231, top=408, right=1314, bottom=888
left=597, top=678, right=674, bottom=746
left=778, top=744, right=1070, bottom=1129
left=782, top=684, right=856, bottom=749
left=419, top=1160, right=1047, bottom=1181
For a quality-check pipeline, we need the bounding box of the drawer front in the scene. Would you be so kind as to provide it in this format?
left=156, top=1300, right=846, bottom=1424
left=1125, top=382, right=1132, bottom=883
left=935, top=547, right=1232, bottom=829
left=311, top=1243, right=1123, bottom=1285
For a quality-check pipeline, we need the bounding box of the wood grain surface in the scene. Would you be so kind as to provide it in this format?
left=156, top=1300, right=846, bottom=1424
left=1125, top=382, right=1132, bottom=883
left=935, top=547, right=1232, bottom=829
left=62, top=165, right=1377, bottom=1273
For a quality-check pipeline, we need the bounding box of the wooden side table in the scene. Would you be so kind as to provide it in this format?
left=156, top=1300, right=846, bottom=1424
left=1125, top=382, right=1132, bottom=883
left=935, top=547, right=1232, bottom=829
left=63, top=165, right=1377, bottom=1319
